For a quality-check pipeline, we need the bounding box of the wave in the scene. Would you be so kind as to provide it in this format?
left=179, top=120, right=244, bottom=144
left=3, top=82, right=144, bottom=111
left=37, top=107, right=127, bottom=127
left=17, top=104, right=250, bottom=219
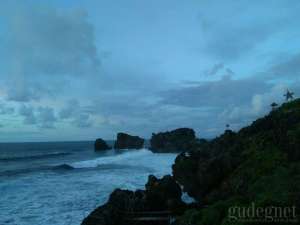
left=0, top=163, right=75, bottom=177
left=70, top=149, right=177, bottom=177
left=71, top=149, right=155, bottom=169
left=0, top=162, right=145, bottom=177
left=0, top=149, right=177, bottom=177
left=0, top=152, right=71, bottom=162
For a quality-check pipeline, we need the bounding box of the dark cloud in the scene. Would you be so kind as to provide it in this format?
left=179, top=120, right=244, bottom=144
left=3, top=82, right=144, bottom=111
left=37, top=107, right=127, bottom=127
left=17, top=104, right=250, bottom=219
left=2, top=2, right=100, bottom=102
left=0, top=103, right=14, bottom=115
left=161, top=75, right=270, bottom=108
left=72, top=114, right=92, bottom=128
left=198, top=1, right=300, bottom=60
left=205, top=63, right=224, bottom=76
left=157, top=77, right=292, bottom=137
left=203, top=25, right=275, bottom=60
left=0, top=0, right=299, bottom=141
left=59, top=99, right=94, bottom=128
left=267, top=53, right=300, bottom=79
left=37, top=107, right=57, bottom=129
left=59, top=99, right=80, bottom=119
left=7, top=87, right=40, bottom=102
left=6, top=82, right=54, bottom=102
left=19, top=105, right=37, bottom=125
left=19, top=105, right=57, bottom=128
left=202, top=63, right=235, bottom=78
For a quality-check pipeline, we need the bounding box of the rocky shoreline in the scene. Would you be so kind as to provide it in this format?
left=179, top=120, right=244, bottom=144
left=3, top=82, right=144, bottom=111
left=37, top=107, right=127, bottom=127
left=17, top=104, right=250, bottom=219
left=94, top=128, right=198, bottom=152
left=85, top=99, right=300, bottom=225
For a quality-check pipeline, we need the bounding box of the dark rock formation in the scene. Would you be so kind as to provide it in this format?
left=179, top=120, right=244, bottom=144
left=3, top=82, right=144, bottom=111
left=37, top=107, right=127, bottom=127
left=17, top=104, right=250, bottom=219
left=81, top=175, right=186, bottom=225
left=114, top=133, right=144, bottom=149
left=145, top=175, right=185, bottom=213
left=150, top=128, right=197, bottom=152
left=94, top=138, right=111, bottom=151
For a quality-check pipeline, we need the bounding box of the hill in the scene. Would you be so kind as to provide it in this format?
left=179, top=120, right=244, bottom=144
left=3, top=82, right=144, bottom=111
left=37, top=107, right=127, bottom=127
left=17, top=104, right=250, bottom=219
left=174, top=99, right=300, bottom=224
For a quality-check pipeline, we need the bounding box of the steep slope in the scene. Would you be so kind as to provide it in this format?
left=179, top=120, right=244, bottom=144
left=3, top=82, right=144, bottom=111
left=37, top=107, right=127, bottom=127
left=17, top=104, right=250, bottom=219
left=173, top=99, right=300, bottom=224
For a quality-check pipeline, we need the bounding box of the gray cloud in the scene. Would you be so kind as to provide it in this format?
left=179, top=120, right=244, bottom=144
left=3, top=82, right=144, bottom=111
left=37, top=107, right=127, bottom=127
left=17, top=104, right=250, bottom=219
left=7, top=87, right=40, bottom=102
left=198, top=1, right=300, bottom=60
left=6, top=82, right=55, bottom=102
left=267, top=53, right=300, bottom=79
left=0, top=0, right=299, bottom=141
left=72, top=114, right=92, bottom=128
left=203, top=25, right=275, bottom=60
left=19, top=105, right=57, bottom=128
left=59, top=99, right=94, bottom=128
left=202, top=63, right=235, bottom=78
left=2, top=2, right=100, bottom=102
left=59, top=99, right=80, bottom=119
left=205, top=63, right=224, bottom=76
left=161, top=75, right=270, bottom=108
left=0, top=103, right=15, bottom=115
left=19, top=105, right=37, bottom=125
left=157, top=77, right=294, bottom=137
left=37, top=107, right=57, bottom=129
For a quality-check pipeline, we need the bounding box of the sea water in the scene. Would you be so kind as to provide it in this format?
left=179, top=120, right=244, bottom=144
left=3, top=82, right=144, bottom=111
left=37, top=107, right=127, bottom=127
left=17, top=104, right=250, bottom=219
left=0, top=142, right=177, bottom=225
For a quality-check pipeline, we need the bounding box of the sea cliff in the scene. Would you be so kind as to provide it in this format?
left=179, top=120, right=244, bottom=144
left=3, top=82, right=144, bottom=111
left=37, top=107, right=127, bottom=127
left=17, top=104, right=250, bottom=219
left=82, top=99, right=300, bottom=225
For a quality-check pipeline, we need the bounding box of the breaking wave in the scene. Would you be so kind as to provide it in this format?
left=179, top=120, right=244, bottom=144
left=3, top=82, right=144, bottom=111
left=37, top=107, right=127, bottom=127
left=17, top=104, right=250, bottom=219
left=0, top=152, right=71, bottom=162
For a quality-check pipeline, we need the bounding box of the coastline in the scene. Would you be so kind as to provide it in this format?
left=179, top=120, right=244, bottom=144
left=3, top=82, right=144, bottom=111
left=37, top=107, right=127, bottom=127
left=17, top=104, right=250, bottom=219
left=81, top=99, right=300, bottom=225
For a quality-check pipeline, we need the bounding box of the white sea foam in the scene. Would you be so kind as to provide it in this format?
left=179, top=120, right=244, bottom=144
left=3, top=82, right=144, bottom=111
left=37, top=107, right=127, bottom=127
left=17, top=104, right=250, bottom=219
left=0, top=148, right=178, bottom=225
left=71, top=149, right=176, bottom=176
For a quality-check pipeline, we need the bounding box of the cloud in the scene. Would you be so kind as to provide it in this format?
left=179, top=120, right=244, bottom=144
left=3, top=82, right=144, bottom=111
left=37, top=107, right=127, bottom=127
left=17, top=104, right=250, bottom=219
left=158, top=75, right=298, bottom=137
left=72, top=114, right=92, bottom=128
left=161, top=75, right=270, bottom=108
left=37, top=107, right=57, bottom=129
left=1, top=2, right=100, bottom=102
left=204, top=63, right=224, bottom=76
left=266, top=53, right=300, bottom=79
left=0, top=103, right=15, bottom=115
left=19, top=105, right=57, bottom=128
left=202, top=63, right=235, bottom=78
left=218, top=83, right=288, bottom=124
left=19, top=105, right=37, bottom=125
left=0, top=0, right=299, bottom=141
left=198, top=1, right=300, bottom=60
left=6, top=82, right=53, bottom=102
left=59, top=99, right=80, bottom=119
left=59, top=99, right=94, bottom=128
left=203, top=24, right=275, bottom=60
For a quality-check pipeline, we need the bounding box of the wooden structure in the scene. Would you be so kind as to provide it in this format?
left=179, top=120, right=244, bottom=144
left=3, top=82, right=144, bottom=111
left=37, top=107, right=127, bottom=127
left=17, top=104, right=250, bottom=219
left=124, top=211, right=175, bottom=225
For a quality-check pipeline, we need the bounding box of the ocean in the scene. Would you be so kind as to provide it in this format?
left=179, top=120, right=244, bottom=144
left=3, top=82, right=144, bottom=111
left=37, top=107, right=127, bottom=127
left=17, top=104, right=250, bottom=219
left=0, top=141, right=177, bottom=225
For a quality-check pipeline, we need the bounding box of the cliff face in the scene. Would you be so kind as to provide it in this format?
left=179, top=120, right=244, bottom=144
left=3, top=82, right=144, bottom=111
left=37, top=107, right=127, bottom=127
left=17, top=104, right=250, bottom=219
left=150, top=128, right=197, bottom=153
left=114, top=133, right=144, bottom=150
left=173, top=99, right=300, bottom=225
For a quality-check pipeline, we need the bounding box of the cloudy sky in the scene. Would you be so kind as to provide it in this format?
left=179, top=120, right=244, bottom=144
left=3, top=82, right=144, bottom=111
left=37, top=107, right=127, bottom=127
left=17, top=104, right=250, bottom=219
left=0, top=0, right=299, bottom=142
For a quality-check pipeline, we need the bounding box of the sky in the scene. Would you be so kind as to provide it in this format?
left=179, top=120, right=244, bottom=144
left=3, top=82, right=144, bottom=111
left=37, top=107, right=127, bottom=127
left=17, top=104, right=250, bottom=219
left=0, top=0, right=299, bottom=142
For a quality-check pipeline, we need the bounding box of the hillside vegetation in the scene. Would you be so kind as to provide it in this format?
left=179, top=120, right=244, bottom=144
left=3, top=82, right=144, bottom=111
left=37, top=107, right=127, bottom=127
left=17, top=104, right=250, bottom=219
left=173, top=99, right=300, bottom=224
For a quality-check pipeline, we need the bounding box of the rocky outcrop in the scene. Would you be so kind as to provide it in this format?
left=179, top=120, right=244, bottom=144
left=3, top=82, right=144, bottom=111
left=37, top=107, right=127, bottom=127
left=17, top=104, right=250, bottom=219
left=114, top=133, right=144, bottom=150
left=81, top=175, right=186, bottom=225
left=145, top=175, right=185, bottom=212
left=150, top=128, right=197, bottom=152
left=94, top=138, right=111, bottom=151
